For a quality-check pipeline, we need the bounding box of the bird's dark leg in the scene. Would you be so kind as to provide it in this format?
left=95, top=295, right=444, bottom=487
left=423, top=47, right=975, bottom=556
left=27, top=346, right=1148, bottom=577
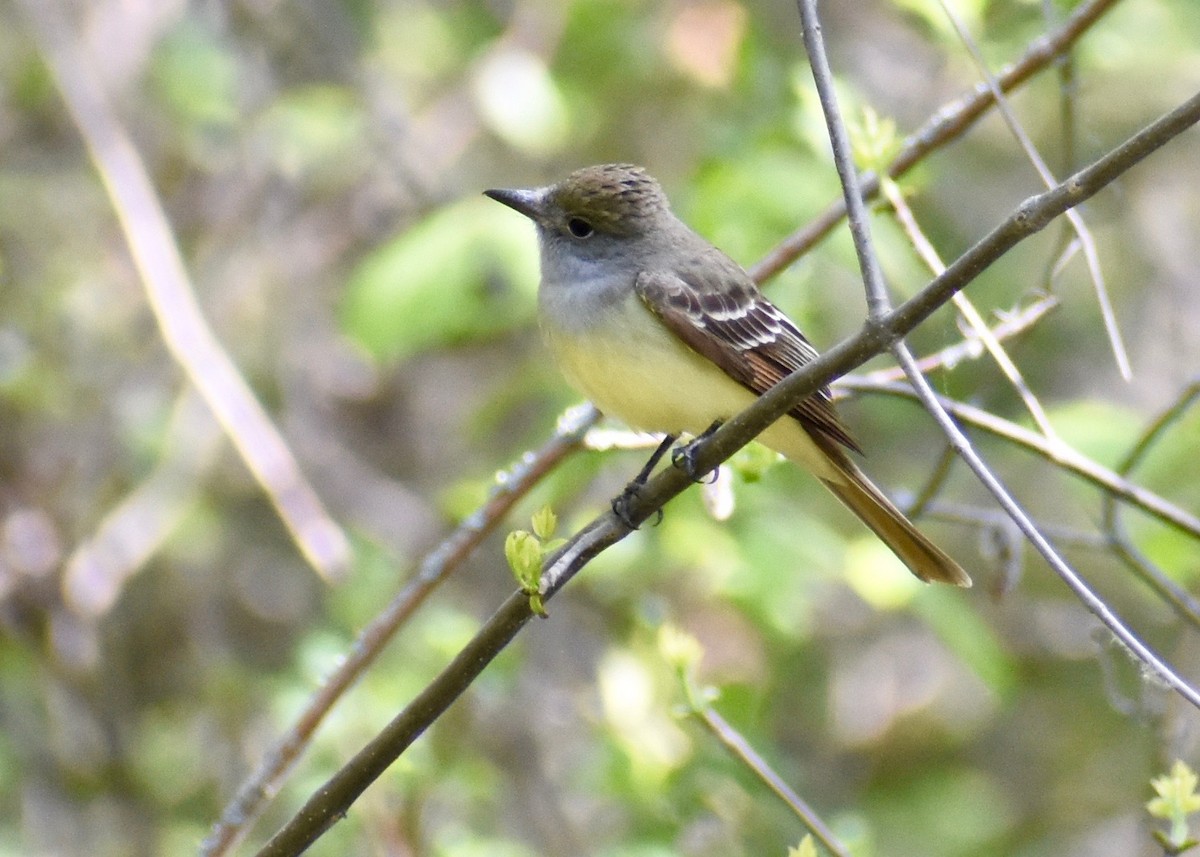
left=671, top=419, right=723, bottom=483
left=612, top=434, right=676, bottom=528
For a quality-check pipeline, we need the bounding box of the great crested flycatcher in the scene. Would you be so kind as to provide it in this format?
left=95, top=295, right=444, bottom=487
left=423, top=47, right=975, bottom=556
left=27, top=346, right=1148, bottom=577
left=485, top=163, right=970, bottom=587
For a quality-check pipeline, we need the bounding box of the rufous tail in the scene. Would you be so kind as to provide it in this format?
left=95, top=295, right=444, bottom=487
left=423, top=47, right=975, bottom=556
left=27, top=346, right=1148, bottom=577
left=819, top=463, right=971, bottom=587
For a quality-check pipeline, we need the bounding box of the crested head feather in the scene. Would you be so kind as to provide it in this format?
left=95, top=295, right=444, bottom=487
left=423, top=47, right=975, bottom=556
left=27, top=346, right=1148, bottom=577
left=548, top=164, right=670, bottom=235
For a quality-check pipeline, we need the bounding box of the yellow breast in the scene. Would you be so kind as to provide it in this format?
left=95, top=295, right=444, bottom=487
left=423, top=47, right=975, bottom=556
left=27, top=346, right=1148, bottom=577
left=540, top=296, right=842, bottom=481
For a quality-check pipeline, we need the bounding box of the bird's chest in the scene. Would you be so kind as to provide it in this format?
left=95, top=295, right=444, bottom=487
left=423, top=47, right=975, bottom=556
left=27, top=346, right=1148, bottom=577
left=540, top=291, right=752, bottom=435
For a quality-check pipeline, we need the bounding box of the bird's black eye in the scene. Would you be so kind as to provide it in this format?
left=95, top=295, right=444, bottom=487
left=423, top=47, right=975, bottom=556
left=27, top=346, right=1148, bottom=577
left=567, top=217, right=594, bottom=239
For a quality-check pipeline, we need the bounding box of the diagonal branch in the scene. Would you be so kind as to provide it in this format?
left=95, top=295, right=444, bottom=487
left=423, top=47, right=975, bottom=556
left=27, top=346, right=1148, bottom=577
left=887, top=89, right=1200, bottom=338
left=751, top=0, right=1125, bottom=283
left=213, top=8, right=1116, bottom=840
left=1101, top=379, right=1200, bottom=627
left=203, top=406, right=596, bottom=857
left=254, top=86, right=1200, bottom=856
left=838, top=378, right=1200, bottom=542
left=935, top=0, right=1131, bottom=380
left=881, top=180, right=1060, bottom=442
left=798, top=0, right=1200, bottom=717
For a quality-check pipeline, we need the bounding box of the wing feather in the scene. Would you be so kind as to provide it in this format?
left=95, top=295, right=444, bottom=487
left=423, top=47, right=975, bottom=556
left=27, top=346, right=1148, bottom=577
left=635, top=261, right=861, bottom=454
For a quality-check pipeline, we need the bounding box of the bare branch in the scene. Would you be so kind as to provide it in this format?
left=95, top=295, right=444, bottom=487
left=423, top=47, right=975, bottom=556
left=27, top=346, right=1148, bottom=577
left=881, top=180, right=1060, bottom=441
left=253, top=83, right=1200, bottom=855
left=935, top=0, right=1131, bottom=380
left=1102, top=379, right=1200, bottom=628
left=203, top=405, right=596, bottom=857
left=693, top=707, right=850, bottom=857
left=798, top=0, right=1200, bottom=716
left=839, top=378, right=1200, bottom=544
left=853, top=297, right=1058, bottom=382
left=751, top=0, right=1127, bottom=283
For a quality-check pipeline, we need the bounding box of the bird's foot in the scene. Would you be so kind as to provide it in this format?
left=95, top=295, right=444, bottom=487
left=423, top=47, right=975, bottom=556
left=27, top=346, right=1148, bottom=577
left=671, top=420, right=722, bottom=483
left=611, top=481, right=663, bottom=529
left=611, top=433, right=677, bottom=529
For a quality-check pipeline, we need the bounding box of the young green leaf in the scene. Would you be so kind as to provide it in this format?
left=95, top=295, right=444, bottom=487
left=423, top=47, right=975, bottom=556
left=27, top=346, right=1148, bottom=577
left=1148, top=760, right=1200, bottom=853
left=504, top=530, right=543, bottom=592
left=787, top=834, right=818, bottom=857
left=531, top=504, right=557, bottom=541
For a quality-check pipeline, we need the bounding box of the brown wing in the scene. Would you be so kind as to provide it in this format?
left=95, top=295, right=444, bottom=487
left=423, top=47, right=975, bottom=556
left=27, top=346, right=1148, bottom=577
left=634, top=262, right=862, bottom=455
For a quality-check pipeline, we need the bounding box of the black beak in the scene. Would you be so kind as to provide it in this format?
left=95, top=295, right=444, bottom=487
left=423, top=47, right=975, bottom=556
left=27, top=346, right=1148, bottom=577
left=483, top=187, right=545, bottom=221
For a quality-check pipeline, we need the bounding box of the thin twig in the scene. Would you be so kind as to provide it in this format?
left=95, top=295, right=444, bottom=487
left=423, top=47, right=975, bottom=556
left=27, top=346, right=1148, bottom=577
left=17, top=0, right=350, bottom=579
left=255, top=87, right=1200, bottom=854
left=935, top=0, right=1131, bottom=380
left=750, top=0, right=1126, bottom=283
left=1113, top=379, right=1200, bottom=481
left=881, top=180, right=1061, bottom=442
left=667, top=629, right=850, bottom=854
left=855, top=296, right=1058, bottom=382
left=922, top=501, right=1110, bottom=552
left=797, top=0, right=1200, bottom=720
left=1101, top=379, right=1200, bottom=628
left=695, top=705, right=851, bottom=857
left=838, top=379, right=1200, bottom=543
left=1043, top=0, right=1080, bottom=179
left=907, top=443, right=958, bottom=519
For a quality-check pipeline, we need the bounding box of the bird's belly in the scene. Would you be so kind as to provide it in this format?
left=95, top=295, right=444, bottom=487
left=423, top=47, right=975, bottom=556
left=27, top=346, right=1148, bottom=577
left=546, top=322, right=752, bottom=435
left=542, top=310, right=844, bottom=482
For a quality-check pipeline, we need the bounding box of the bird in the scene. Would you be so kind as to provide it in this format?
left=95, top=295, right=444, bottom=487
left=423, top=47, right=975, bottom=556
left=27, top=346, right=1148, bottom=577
left=485, top=163, right=969, bottom=587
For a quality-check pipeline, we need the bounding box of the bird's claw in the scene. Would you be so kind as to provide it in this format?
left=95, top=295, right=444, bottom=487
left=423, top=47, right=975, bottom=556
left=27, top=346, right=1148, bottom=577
left=670, top=442, right=715, bottom=483
left=611, top=482, right=663, bottom=529
left=671, top=420, right=722, bottom=483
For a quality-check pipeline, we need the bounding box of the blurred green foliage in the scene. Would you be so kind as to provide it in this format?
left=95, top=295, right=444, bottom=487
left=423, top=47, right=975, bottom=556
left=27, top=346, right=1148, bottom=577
left=342, top=198, right=538, bottom=360
left=1, top=1, right=1199, bottom=856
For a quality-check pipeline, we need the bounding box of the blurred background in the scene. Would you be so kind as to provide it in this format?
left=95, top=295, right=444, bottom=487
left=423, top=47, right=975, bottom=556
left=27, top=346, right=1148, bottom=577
left=1, top=0, right=1199, bottom=855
